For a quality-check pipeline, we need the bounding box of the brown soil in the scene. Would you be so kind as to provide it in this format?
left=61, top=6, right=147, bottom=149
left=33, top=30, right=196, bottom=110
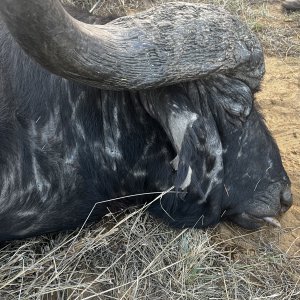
left=218, top=56, right=300, bottom=257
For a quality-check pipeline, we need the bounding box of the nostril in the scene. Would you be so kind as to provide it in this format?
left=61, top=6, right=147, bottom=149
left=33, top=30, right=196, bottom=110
left=280, top=186, right=293, bottom=212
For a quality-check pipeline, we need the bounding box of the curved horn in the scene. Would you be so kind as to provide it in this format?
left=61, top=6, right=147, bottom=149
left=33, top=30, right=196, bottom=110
left=0, top=0, right=265, bottom=90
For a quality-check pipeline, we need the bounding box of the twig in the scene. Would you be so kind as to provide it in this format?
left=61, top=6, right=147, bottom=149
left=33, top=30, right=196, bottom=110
left=89, top=0, right=102, bottom=13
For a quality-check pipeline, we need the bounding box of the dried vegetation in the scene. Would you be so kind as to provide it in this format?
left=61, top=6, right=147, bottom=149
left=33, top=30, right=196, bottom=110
left=1, top=205, right=299, bottom=299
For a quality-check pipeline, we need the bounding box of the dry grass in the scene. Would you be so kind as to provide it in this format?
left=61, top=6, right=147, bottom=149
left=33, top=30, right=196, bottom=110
left=0, top=202, right=299, bottom=299
left=1, top=1, right=299, bottom=299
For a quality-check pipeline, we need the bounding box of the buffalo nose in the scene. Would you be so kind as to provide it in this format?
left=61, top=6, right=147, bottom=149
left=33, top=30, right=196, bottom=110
left=280, top=185, right=293, bottom=213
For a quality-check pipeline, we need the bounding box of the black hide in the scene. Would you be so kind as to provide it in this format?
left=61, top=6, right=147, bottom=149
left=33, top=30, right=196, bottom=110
left=0, top=7, right=292, bottom=240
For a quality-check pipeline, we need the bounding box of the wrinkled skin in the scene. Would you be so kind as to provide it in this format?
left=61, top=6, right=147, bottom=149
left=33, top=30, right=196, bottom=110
left=206, top=94, right=292, bottom=228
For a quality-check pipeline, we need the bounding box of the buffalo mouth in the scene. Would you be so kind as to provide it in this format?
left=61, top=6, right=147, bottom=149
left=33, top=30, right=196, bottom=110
left=246, top=213, right=281, bottom=228
left=224, top=195, right=293, bottom=229
left=223, top=180, right=293, bottom=229
left=227, top=210, right=290, bottom=229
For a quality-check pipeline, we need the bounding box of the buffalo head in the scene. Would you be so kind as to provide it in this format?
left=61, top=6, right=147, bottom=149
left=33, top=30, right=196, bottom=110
left=0, top=0, right=292, bottom=239
left=220, top=108, right=292, bottom=228
left=203, top=80, right=293, bottom=229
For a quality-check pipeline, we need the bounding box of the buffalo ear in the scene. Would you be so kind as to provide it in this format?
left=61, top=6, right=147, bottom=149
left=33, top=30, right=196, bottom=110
left=139, top=83, right=224, bottom=206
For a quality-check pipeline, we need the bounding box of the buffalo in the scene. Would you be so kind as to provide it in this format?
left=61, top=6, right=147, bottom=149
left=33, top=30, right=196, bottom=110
left=0, top=0, right=292, bottom=240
